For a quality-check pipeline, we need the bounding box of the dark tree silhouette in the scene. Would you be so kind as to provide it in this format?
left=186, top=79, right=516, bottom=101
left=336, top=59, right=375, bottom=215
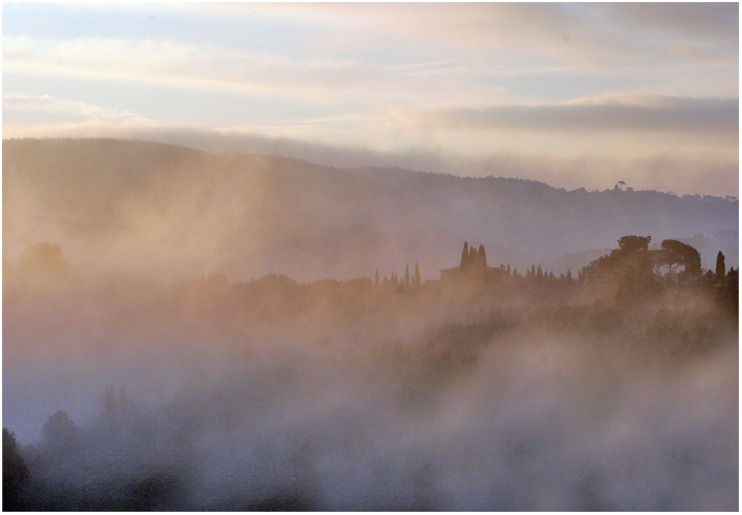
left=581, top=234, right=655, bottom=293
left=661, top=240, right=701, bottom=277
left=617, top=235, right=651, bottom=254
left=414, top=262, right=421, bottom=287
left=3, top=428, right=29, bottom=510
left=460, top=242, right=469, bottom=267
left=716, top=251, right=726, bottom=282
left=722, top=267, right=739, bottom=314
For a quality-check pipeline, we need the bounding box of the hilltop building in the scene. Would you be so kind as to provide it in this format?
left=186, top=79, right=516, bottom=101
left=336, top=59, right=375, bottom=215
left=439, top=241, right=507, bottom=283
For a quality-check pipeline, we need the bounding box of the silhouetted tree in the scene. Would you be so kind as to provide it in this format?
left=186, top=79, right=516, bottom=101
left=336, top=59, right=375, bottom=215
left=102, top=385, right=136, bottom=420
left=661, top=239, right=701, bottom=278
left=716, top=251, right=726, bottom=282
left=581, top=235, right=656, bottom=294
left=404, top=264, right=410, bottom=288
left=42, top=410, right=79, bottom=455
left=617, top=235, right=651, bottom=253
left=478, top=245, right=487, bottom=267
left=414, top=262, right=421, bottom=287
left=3, top=428, right=29, bottom=510
left=566, top=269, right=572, bottom=283
left=722, top=267, right=738, bottom=315
left=460, top=242, right=469, bottom=267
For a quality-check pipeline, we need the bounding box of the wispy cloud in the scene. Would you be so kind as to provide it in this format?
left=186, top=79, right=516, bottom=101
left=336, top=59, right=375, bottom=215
left=2, top=3, right=737, bottom=198
left=2, top=34, right=518, bottom=107
left=408, top=95, right=738, bottom=137
left=252, top=3, right=738, bottom=64
left=3, top=92, right=149, bottom=122
left=4, top=119, right=737, bottom=197
left=606, top=3, right=738, bottom=44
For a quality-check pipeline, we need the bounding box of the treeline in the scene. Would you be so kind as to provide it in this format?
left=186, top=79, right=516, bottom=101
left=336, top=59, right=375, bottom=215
left=5, top=138, right=738, bottom=281
left=577, top=235, right=738, bottom=312
left=5, top=235, right=739, bottom=323
left=3, top=237, right=738, bottom=510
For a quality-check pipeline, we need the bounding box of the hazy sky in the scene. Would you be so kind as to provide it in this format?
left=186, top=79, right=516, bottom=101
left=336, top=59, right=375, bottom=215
left=3, top=3, right=739, bottom=195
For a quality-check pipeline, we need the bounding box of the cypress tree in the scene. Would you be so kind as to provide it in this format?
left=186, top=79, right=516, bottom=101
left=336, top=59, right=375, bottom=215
left=414, top=262, right=421, bottom=286
left=461, top=242, right=469, bottom=267
left=716, top=251, right=726, bottom=282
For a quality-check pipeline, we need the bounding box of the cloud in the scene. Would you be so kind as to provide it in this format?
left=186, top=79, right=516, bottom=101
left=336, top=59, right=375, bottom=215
left=408, top=96, right=738, bottom=136
left=252, top=3, right=738, bottom=65
left=3, top=119, right=737, bottom=197
left=2, top=34, right=519, bottom=108
left=2, top=35, right=371, bottom=93
left=5, top=3, right=736, bottom=106
left=606, top=3, right=738, bottom=44
left=3, top=93, right=149, bottom=122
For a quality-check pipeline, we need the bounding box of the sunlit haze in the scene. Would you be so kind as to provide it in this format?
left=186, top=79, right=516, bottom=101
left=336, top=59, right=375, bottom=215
left=3, top=2, right=738, bottom=195
left=2, top=3, right=738, bottom=511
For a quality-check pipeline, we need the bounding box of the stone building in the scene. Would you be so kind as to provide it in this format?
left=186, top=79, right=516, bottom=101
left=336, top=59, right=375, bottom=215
left=439, top=241, right=506, bottom=283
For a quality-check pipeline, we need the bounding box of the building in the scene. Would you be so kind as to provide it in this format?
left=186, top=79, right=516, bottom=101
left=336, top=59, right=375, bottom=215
left=439, top=241, right=507, bottom=283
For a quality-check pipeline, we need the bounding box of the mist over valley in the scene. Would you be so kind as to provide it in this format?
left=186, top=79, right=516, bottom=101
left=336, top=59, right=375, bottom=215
left=3, top=138, right=737, bottom=282
left=3, top=138, right=738, bottom=511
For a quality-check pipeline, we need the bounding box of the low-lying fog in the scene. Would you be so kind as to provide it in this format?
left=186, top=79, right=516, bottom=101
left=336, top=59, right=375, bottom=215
left=2, top=139, right=738, bottom=510
left=3, top=251, right=738, bottom=510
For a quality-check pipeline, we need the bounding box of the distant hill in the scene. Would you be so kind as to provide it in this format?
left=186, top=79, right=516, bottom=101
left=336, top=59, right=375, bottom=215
left=3, top=138, right=738, bottom=281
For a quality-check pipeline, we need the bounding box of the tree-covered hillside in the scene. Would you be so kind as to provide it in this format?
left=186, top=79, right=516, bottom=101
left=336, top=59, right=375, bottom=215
left=3, top=138, right=737, bottom=281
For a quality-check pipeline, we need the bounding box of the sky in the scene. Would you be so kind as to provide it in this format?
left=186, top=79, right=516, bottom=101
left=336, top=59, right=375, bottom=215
left=2, top=2, right=739, bottom=196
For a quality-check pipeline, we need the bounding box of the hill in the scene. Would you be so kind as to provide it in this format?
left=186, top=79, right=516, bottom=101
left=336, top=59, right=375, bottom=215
left=3, top=138, right=737, bottom=281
